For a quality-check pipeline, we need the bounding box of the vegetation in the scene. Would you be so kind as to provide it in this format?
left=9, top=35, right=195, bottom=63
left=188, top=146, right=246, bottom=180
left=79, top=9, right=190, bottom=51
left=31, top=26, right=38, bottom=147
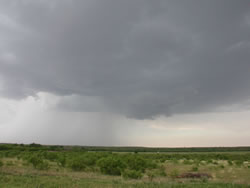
left=122, top=169, right=143, bottom=179
left=28, top=155, right=50, bottom=170
left=0, top=159, right=3, bottom=168
left=97, top=156, right=126, bottom=175
left=0, top=143, right=249, bottom=187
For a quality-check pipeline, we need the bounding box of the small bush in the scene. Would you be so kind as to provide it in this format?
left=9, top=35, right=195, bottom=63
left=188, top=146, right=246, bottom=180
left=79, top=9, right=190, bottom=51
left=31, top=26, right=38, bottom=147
left=44, top=152, right=59, bottom=161
left=160, top=158, right=166, bottom=163
left=235, top=160, right=243, bottom=166
left=69, top=158, right=87, bottom=171
left=192, top=166, right=199, bottom=172
left=146, top=159, right=158, bottom=169
left=219, top=164, right=225, bottom=169
left=0, top=160, right=3, bottom=168
left=97, top=156, right=126, bottom=175
left=228, top=160, right=233, bottom=166
left=207, top=159, right=213, bottom=164
left=202, top=177, right=209, bottom=183
left=36, top=161, right=49, bottom=170
left=57, top=155, right=66, bottom=167
left=122, top=169, right=142, bottom=179
left=69, top=153, right=99, bottom=171
left=183, top=159, right=193, bottom=165
left=28, top=155, right=49, bottom=170
left=81, top=154, right=98, bottom=166
left=125, top=156, right=147, bottom=172
left=29, top=156, right=42, bottom=167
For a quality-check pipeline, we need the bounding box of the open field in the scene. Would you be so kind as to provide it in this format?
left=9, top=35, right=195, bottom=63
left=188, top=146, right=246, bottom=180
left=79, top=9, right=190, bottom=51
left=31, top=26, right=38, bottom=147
left=0, top=144, right=250, bottom=187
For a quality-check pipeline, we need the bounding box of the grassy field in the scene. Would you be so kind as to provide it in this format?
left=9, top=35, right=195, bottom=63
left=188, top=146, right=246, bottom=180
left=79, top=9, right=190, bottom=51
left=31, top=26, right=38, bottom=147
left=0, top=144, right=250, bottom=187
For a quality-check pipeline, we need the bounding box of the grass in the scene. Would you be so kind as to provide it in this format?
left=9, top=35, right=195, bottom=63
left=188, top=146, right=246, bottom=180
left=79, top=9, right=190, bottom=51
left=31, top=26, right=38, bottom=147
left=0, top=144, right=250, bottom=187
left=1, top=173, right=250, bottom=188
left=0, top=157, right=250, bottom=187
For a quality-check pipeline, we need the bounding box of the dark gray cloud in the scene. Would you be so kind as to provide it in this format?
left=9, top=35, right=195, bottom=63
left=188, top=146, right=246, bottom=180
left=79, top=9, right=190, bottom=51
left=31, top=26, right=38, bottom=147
left=0, top=0, right=250, bottom=119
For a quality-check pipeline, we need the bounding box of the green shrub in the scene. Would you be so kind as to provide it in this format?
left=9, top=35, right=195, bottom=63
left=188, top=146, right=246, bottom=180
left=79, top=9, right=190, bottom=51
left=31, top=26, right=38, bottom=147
left=97, top=156, right=126, bottom=175
left=183, top=159, right=193, bottom=165
left=125, top=155, right=147, bottom=172
left=122, top=169, right=142, bottom=179
left=192, top=166, right=199, bottom=171
left=44, top=152, right=59, bottom=161
left=68, top=153, right=99, bottom=171
left=146, top=159, right=158, bottom=169
left=235, top=160, right=243, bottom=166
left=160, top=158, right=166, bottom=163
left=57, top=155, right=66, bottom=167
left=69, top=157, right=87, bottom=171
left=36, top=160, right=49, bottom=170
left=0, top=160, right=3, bottom=168
left=219, top=164, right=225, bottom=169
left=207, top=159, right=213, bottom=164
left=202, top=177, right=209, bottom=183
left=81, top=153, right=98, bottom=166
left=28, top=155, right=49, bottom=170
left=29, top=156, right=42, bottom=167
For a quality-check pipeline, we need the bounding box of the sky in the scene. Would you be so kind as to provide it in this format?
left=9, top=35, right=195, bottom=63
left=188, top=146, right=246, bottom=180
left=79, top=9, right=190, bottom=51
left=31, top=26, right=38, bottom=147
left=0, top=0, right=250, bottom=147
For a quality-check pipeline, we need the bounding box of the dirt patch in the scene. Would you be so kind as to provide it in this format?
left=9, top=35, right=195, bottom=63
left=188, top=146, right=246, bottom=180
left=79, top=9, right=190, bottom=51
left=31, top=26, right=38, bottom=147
left=178, top=172, right=212, bottom=179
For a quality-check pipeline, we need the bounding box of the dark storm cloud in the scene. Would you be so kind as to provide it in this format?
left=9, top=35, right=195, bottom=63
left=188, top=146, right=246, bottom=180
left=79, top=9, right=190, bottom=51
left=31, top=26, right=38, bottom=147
left=0, top=0, right=250, bottom=119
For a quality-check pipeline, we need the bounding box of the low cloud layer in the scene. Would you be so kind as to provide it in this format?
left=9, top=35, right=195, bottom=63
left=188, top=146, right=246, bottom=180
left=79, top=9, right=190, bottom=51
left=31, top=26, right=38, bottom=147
left=0, top=0, right=250, bottom=119
left=1, top=92, right=250, bottom=146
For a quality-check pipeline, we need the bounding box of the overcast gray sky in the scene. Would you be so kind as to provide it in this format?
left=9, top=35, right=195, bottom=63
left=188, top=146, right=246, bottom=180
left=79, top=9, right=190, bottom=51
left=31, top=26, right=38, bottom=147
left=0, top=0, right=250, bottom=146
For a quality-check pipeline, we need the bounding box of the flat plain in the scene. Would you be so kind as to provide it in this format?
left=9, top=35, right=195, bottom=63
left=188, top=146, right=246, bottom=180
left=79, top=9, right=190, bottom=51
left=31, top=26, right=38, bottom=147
left=0, top=144, right=250, bottom=188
